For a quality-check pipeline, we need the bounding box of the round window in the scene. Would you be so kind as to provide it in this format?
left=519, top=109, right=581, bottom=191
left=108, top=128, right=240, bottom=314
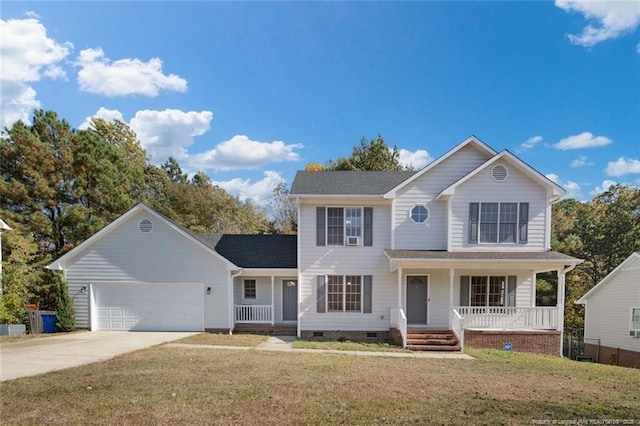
left=410, top=205, right=428, bottom=223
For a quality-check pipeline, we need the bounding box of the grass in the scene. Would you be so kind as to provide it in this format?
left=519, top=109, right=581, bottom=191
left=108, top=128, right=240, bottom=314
left=293, top=338, right=411, bottom=353
left=1, top=346, right=638, bottom=425
left=174, top=332, right=268, bottom=347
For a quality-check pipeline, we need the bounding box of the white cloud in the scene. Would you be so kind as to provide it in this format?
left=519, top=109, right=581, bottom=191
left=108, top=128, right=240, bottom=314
left=213, top=171, right=286, bottom=205
left=25, top=11, right=40, bottom=19
left=0, top=17, right=72, bottom=128
left=553, top=132, right=612, bottom=150
left=189, top=135, right=303, bottom=171
left=637, top=41, right=640, bottom=54
left=130, top=109, right=213, bottom=163
left=555, top=0, right=640, bottom=47
left=605, top=157, right=640, bottom=176
left=397, top=148, right=433, bottom=169
left=517, top=135, right=543, bottom=153
left=76, top=47, right=187, bottom=96
left=591, top=179, right=617, bottom=196
left=545, top=173, right=584, bottom=201
left=78, top=107, right=125, bottom=130
left=570, top=155, right=594, bottom=168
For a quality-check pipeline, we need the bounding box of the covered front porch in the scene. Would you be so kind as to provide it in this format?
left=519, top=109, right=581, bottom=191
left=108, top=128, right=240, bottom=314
left=230, top=268, right=298, bottom=333
left=385, top=250, right=582, bottom=354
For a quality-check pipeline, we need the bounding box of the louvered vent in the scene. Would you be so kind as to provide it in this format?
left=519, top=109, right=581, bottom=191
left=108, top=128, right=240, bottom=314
left=491, top=164, right=508, bottom=182
left=139, top=218, right=153, bottom=233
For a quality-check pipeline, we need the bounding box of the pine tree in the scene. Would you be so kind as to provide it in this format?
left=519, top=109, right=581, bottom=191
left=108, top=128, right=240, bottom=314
left=54, top=276, right=76, bottom=332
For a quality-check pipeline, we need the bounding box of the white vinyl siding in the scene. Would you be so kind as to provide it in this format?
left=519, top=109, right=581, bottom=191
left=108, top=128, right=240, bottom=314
left=64, top=209, right=230, bottom=330
left=299, top=202, right=396, bottom=331
left=394, top=143, right=492, bottom=250
left=583, top=255, right=640, bottom=352
left=450, top=163, right=548, bottom=250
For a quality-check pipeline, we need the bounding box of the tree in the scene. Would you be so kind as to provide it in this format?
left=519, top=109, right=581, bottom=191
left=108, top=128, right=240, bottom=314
left=305, top=162, right=323, bottom=171
left=162, top=157, right=188, bottom=184
left=54, top=275, right=75, bottom=332
left=268, top=183, right=297, bottom=234
left=326, top=134, right=411, bottom=171
left=0, top=229, right=37, bottom=324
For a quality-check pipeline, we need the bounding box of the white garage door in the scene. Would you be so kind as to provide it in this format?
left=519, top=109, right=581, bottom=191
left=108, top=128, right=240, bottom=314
left=93, top=283, right=204, bottom=331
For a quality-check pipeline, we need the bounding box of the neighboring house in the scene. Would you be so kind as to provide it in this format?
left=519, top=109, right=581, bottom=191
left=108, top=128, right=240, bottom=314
left=290, top=135, right=582, bottom=355
left=47, top=135, right=582, bottom=356
left=576, top=252, right=640, bottom=368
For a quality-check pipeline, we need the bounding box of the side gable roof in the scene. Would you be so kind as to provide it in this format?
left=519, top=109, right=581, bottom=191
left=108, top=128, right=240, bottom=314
left=435, top=149, right=565, bottom=200
left=46, top=204, right=238, bottom=270
left=383, top=135, right=497, bottom=198
left=576, top=252, right=640, bottom=304
left=291, top=170, right=415, bottom=196
left=214, top=235, right=297, bottom=268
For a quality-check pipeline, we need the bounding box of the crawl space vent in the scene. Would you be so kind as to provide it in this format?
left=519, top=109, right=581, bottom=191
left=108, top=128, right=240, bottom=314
left=491, top=164, right=508, bottom=182
left=139, top=218, right=153, bottom=233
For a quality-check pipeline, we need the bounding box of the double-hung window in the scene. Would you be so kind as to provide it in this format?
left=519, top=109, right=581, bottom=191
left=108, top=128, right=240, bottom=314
left=317, top=207, right=373, bottom=246
left=327, top=275, right=361, bottom=312
left=461, top=275, right=516, bottom=307
left=469, top=202, right=529, bottom=244
left=632, top=308, right=640, bottom=337
left=244, top=279, right=256, bottom=299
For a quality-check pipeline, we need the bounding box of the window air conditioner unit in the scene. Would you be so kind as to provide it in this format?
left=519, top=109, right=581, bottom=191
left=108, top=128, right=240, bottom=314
left=346, top=236, right=359, bottom=246
left=630, top=330, right=640, bottom=338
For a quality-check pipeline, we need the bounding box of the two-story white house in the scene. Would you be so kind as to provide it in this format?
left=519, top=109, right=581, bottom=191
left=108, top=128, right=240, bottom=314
left=46, top=136, right=581, bottom=355
left=290, top=136, right=582, bottom=354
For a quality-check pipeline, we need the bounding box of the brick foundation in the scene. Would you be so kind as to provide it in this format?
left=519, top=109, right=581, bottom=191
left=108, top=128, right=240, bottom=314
left=233, top=323, right=297, bottom=335
left=464, top=329, right=561, bottom=356
left=300, top=330, right=390, bottom=341
left=204, top=328, right=231, bottom=334
left=584, top=343, right=640, bottom=369
left=390, top=328, right=403, bottom=346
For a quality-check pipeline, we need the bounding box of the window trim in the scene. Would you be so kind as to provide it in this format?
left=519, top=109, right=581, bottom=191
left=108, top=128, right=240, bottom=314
left=325, top=274, right=363, bottom=313
left=409, top=204, right=429, bottom=224
left=469, top=202, right=529, bottom=245
left=326, top=206, right=364, bottom=246
left=631, top=307, right=640, bottom=332
left=243, top=279, right=256, bottom=299
left=468, top=275, right=507, bottom=307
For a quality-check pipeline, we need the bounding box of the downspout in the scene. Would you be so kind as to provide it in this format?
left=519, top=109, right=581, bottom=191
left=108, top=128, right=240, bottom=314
left=558, top=262, right=578, bottom=357
left=295, top=196, right=302, bottom=339
left=229, top=269, right=243, bottom=335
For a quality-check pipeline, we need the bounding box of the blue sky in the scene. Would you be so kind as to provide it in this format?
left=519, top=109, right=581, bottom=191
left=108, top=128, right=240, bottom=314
left=2, top=1, right=639, bottom=204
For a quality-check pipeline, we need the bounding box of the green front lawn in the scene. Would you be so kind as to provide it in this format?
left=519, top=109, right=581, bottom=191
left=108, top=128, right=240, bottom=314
left=1, top=346, right=638, bottom=424
left=293, top=338, right=411, bottom=353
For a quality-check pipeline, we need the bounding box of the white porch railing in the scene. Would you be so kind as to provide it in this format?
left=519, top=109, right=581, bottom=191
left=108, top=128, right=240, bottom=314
left=450, top=309, right=464, bottom=349
left=234, top=305, right=273, bottom=323
left=390, top=307, right=408, bottom=348
left=454, top=306, right=558, bottom=330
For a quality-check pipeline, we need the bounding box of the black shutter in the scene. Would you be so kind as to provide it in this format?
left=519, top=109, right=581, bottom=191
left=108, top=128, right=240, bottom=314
left=317, top=276, right=326, bottom=313
left=316, top=207, right=325, bottom=246
left=363, top=207, right=373, bottom=247
left=460, top=276, right=470, bottom=306
left=519, top=203, right=529, bottom=243
left=469, top=203, right=479, bottom=243
left=363, top=275, right=372, bottom=313
left=507, top=276, right=517, bottom=307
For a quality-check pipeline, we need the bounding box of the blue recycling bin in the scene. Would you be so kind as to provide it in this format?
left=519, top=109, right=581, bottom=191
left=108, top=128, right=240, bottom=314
left=41, top=313, right=56, bottom=333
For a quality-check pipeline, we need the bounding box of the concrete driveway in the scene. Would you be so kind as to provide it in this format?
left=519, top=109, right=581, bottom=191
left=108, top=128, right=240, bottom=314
left=0, top=331, right=198, bottom=381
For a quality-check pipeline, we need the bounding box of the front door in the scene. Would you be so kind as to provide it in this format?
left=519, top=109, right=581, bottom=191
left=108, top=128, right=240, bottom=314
left=406, top=276, right=428, bottom=324
left=282, top=280, right=298, bottom=321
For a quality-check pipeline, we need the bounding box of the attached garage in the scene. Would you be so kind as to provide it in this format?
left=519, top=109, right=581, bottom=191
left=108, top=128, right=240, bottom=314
left=91, top=283, right=205, bottom=331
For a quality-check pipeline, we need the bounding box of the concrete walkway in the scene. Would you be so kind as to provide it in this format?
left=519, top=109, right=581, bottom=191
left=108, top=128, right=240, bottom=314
left=166, top=335, right=474, bottom=359
left=0, top=331, right=198, bottom=381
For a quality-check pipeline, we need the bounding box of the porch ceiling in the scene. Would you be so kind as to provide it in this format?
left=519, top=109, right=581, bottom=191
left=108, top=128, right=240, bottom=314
left=385, top=250, right=583, bottom=271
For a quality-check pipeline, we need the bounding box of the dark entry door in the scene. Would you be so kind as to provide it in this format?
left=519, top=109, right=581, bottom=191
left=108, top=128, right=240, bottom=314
left=406, top=276, right=428, bottom=324
left=282, top=280, right=298, bottom=321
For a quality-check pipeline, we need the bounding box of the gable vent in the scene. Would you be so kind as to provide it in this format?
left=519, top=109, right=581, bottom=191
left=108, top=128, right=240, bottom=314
left=491, top=164, right=508, bottom=182
left=139, top=218, right=153, bottom=233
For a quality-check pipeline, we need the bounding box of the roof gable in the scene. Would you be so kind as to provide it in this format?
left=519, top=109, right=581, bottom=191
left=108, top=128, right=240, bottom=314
left=576, top=252, right=640, bottom=304
left=46, top=204, right=238, bottom=270
left=383, top=135, right=497, bottom=198
left=436, top=149, right=565, bottom=200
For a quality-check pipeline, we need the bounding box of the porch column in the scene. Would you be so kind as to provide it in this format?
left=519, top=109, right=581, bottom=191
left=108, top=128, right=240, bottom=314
left=397, top=267, right=403, bottom=309
left=557, top=268, right=566, bottom=357
left=449, top=268, right=455, bottom=328
left=271, top=275, right=275, bottom=325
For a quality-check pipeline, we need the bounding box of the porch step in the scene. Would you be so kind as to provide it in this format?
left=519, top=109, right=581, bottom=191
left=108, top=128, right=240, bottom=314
left=406, top=329, right=461, bottom=352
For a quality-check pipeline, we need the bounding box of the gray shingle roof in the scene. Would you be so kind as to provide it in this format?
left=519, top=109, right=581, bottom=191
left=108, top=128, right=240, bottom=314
left=385, top=250, right=582, bottom=262
left=290, top=171, right=416, bottom=195
left=214, top=235, right=297, bottom=268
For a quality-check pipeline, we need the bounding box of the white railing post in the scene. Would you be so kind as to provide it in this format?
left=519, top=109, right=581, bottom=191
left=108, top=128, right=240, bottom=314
left=453, top=306, right=558, bottom=330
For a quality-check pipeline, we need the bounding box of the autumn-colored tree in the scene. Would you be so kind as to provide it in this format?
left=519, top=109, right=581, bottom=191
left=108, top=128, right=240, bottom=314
left=305, top=162, right=323, bottom=171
